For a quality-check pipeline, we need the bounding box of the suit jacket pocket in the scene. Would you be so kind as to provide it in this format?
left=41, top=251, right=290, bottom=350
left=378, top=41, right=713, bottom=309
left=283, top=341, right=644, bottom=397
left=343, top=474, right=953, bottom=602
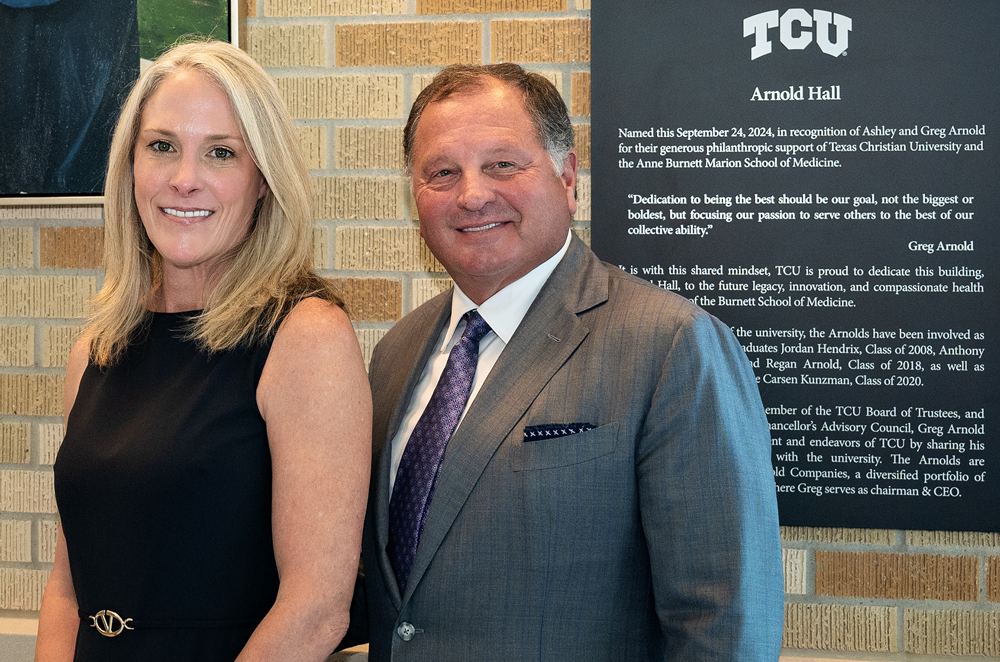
left=512, top=422, right=617, bottom=472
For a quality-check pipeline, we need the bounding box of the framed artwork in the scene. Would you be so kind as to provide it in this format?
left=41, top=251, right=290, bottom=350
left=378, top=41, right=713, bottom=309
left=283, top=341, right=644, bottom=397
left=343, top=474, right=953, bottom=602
left=0, top=0, right=236, bottom=203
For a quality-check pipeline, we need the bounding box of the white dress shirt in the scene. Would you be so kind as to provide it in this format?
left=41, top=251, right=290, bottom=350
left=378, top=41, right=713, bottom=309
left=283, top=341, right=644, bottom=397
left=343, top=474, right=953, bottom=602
left=388, top=231, right=573, bottom=492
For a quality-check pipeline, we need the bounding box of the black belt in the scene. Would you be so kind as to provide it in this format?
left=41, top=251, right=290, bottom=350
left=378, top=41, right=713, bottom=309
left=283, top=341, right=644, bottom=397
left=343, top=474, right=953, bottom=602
left=79, top=609, right=258, bottom=637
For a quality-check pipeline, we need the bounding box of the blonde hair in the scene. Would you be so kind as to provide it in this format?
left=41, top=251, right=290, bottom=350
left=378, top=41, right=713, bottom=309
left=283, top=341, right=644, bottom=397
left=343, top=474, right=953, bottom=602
left=91, top=39, right=340, bottom=365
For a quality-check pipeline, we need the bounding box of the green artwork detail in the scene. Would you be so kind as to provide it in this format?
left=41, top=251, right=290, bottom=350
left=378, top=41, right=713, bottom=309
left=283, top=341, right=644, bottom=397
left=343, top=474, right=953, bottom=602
left=138, top=0, right=229, bottom=61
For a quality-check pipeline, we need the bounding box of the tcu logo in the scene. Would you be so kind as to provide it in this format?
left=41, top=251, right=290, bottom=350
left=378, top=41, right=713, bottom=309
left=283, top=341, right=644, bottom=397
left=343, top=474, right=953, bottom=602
left=744, top=9, right=852, bottom=60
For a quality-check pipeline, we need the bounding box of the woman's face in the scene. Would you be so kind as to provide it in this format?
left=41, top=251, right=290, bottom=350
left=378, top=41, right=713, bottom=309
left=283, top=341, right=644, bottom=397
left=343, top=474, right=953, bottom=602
left=133, top=69, right=267, bottom=284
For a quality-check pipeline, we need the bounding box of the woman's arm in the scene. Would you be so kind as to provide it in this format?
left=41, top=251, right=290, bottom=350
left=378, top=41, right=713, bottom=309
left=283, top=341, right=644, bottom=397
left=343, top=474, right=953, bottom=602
left=35, top=335, right=91, bottom=661
left=35, top=527, right=79, bottom=662
left=239, top=298, right=372, bottom=662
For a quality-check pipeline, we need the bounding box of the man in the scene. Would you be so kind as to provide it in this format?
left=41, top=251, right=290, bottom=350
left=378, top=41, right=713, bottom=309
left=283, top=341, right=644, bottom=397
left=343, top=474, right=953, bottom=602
left=359, top=63, right=783, bottom=660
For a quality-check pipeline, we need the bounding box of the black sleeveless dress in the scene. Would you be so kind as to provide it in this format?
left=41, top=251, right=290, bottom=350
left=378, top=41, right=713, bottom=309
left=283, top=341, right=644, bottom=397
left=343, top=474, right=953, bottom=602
left=54, top=312, right=280, bottom=661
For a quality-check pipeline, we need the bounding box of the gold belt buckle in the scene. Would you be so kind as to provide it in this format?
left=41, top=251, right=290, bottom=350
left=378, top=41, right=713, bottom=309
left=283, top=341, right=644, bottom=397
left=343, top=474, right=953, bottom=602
left=88, top=610, right=134, bottom=637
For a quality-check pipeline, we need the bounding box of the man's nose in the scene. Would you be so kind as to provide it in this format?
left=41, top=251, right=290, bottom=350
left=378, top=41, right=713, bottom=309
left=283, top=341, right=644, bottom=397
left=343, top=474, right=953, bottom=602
left=456, top=171, right=495, bottom=211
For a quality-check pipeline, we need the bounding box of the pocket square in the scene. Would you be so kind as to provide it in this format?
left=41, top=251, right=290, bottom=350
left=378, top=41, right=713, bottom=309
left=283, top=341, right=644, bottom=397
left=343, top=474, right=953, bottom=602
left=523, top=423, right=596, bottom=440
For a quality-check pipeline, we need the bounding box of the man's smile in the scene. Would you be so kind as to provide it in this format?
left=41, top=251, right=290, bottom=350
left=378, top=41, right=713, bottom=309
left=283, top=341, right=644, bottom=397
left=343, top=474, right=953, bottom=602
left=460, top=222, right=503, bottom=233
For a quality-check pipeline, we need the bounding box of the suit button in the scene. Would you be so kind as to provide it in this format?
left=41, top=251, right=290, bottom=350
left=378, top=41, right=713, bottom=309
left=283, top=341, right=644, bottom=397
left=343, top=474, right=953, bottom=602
left=396, top=622, right=416, bottom=641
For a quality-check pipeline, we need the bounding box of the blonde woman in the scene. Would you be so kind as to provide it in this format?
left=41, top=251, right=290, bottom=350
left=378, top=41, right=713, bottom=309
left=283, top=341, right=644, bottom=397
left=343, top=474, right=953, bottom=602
left=35, top=41, right=371, bottom=661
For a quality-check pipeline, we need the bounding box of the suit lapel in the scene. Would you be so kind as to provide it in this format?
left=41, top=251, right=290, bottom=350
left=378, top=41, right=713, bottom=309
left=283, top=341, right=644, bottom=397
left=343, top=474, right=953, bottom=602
left=402, top=237, right=610, bottom=600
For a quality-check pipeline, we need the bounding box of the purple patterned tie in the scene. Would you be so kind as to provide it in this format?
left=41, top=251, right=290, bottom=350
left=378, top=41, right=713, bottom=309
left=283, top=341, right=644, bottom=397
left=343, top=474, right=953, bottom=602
left=388, top=310, right=492, bottom=592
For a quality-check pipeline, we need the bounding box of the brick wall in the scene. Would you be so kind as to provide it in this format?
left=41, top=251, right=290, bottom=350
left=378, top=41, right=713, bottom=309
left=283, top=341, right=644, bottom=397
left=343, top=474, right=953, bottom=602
left=1, top=0, right=998, bottom=656
left=0, top=205, right=101, bottom=611
left=782, top=527, right=1000, bottom=654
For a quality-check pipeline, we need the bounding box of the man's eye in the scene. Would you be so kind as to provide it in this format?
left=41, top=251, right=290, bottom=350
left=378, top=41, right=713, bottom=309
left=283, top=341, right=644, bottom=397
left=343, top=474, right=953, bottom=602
left=434, top=169, right=453, bottom=178
left=496, top=161, right=514, bottom=168
left=211, top=147, right=235, bottom=159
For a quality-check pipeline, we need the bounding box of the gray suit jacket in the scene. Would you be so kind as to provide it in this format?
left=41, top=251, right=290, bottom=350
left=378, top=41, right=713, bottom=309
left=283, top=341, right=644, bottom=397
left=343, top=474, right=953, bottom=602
left=361, top=236, right=783, bottom=661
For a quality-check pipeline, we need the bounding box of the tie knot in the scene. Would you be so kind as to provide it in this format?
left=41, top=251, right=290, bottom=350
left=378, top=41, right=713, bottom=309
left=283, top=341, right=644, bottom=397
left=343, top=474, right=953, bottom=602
left=462, top=310, right=492, bottom=345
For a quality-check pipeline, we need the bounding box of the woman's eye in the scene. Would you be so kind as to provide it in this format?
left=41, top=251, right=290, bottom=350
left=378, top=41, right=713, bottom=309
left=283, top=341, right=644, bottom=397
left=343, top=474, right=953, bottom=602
left=211, top=147, right=235, bottom=159
left=151, top=141, right=172, bottom=153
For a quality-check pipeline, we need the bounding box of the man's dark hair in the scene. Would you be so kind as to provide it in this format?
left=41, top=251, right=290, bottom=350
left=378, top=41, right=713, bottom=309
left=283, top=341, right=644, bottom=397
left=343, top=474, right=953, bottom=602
left=403, top=63, right=574, bottom=174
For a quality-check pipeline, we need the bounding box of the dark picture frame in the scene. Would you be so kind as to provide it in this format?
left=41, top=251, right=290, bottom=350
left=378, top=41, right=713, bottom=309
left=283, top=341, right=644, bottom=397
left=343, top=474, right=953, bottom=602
left=0, top=0, right=236, bottom=204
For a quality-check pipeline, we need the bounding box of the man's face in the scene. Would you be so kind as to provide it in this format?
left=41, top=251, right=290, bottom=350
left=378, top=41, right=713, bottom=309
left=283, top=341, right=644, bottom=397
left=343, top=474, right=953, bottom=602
left=410, top=80, right=577, bottom=304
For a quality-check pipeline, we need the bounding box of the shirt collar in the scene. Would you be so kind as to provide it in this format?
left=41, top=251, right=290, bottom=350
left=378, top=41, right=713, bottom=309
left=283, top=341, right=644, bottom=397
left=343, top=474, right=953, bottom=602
left=440, top=230, right=573, bottom=351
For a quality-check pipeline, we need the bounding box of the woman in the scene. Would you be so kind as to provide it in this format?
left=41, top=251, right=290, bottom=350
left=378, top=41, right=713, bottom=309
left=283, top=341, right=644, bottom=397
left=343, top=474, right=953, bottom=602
left=35, top=41, right=371, bottom=661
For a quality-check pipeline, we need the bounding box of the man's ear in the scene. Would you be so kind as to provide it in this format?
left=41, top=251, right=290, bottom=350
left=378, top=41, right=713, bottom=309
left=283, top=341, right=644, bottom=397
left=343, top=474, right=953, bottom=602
left=560, top=150, right=578, bottom=215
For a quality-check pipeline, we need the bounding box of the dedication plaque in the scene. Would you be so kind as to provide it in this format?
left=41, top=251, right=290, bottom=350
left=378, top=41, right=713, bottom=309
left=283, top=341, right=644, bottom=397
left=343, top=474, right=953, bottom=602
left=592, top=1, right=997, bottom=530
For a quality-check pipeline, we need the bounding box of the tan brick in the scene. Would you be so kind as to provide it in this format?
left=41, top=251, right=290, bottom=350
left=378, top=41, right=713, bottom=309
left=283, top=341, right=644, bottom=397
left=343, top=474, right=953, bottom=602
left=43, top=325, right=82, bottom=368
left=39, top=520, right=58, bottom=563
left=0, top=374, right=63, bottom=416
left=336, top=227, right=444, bottom=272
left=413, top=74, right=437, bottom=100
left=0, top=228, right=33, bottom=267
left=299, top=126, right=327, bottom=170
left=0, top=568, right=49, bottom=610
left=313, top=226, right=329, bottom=270
left=240, top=0, right=255, bottom=18
left=531, top=70, right=562, bottom=89
left=0, top=423, right=30, bottom=464
left=418, top=0, right=564, bottom=13
left=571, top=71, right=590, bottom=116
left=906, top=530, right=1000, bottom=547
left=263, top=0, right=405, bottom=18
left=783, top=604, right=896, bottom=651
left=491, top=18, right=590, bottom=64
left=0, top=276, right=96, bottom=318
left=0, top=326, right=33, bottom=366
left=576, top=0, right=589, bottom=8
left=989, top=556, right=1000, bottom=602
left=573, top=123, right=590, bottom=169
left=276, top=76, right=404, bottom=119
left=571, top=225, right=590, bottom=246
left=0, top=206, right=102, bottom=221
left=780, top=526, right=893, bottom=544
left=355, top=327, right=389, bottom=369
left=412, top=278, right=453, bottom=309
left=337, top=22, right=481, bottom=67
left=905, top=610, right=1000, bottom=656
left=336, top=127, right=404, bottom=170
left=815, top=551, right=978, bottom=601
left=0, top=470, right=57, bottom=513
left=38, top=424, right=64, bottom=466
left=39, top=227, right=103, bottom=269
left=575, top=174, right=590, bottom=221
left=330, top=278, right=402, bottom=322
left=0, top=519, right=32, bottom=562
left=246, top=25, right=326, bottom=67
left=315, top=177, right=406, bottom=220
left=783, top=548, right=807, bottom=595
